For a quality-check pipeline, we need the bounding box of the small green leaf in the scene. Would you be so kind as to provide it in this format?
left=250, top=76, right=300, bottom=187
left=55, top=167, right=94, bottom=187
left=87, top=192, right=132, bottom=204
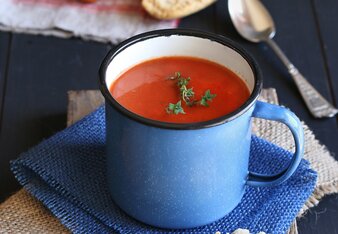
left=166, top=100, right=185, bottom=115
left=168, top=103, right=175, bottom=110
left=200, top=98, right=209, bottom=107
left=200, top=89, right=216, bottom=107
left=185, top=88, right=195, bottom=98
left=178, top=77, right=190, bottom=87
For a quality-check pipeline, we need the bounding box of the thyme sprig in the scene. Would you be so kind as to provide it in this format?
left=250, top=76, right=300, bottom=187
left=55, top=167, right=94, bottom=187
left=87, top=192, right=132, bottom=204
left=166, top=72, right=216, bottom=114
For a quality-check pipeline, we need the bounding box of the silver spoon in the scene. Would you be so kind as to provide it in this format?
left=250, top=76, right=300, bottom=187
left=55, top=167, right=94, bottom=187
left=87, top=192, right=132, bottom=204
left=228, top=0, right=338, bottom=118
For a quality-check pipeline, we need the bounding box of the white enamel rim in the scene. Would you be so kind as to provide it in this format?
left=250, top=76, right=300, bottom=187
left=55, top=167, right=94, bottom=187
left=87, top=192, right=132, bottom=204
left=99, top=29, right=262, bottom=130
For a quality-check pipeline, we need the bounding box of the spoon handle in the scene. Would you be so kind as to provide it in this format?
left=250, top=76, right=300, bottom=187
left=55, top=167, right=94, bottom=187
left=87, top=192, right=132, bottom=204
left=266, top=38, right=338, bottom=118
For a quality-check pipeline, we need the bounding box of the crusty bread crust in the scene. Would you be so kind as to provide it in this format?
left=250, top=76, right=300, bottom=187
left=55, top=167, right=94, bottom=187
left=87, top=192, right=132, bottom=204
left=142, top=0, right=217, bottom=20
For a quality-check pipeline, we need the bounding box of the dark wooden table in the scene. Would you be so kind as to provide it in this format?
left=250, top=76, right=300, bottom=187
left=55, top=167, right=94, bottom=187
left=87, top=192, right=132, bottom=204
left=0, top=0, right=337, bottom=233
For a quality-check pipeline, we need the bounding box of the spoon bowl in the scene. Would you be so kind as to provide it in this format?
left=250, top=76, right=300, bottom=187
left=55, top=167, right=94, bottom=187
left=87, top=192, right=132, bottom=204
left=228, top=0, right=275, bottom=42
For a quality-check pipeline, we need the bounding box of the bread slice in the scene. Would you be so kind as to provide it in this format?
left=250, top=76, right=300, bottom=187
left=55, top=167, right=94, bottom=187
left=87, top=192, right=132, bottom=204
left=142, top=0, right=217, bottom=20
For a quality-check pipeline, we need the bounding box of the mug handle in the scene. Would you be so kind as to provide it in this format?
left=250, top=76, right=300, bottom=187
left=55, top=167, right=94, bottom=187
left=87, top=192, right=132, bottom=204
left=246, top=101, right=304, bottom=187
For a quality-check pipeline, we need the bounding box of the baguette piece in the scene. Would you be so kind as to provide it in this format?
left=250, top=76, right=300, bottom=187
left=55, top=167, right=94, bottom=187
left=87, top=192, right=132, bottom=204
left=142, top=0, right=217, bottom=20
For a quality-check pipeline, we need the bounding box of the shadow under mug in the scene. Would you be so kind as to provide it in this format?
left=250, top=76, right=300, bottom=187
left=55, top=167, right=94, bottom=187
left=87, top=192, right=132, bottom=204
left=99, top=29, right=304, bottom=229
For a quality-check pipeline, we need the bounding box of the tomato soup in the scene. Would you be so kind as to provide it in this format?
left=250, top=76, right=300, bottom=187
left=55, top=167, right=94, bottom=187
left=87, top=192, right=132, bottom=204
left=109, top=56, right=250, bottom=123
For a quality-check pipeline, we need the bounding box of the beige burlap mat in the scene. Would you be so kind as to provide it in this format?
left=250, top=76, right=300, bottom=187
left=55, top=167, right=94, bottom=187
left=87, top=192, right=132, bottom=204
left=256, top=89, right=338, bottom=217
left=1, top=89, right=337, bottom=233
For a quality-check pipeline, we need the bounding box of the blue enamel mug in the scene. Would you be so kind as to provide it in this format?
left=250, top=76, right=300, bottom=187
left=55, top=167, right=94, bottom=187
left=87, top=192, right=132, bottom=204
left=99, top=29, right=304, bottom=229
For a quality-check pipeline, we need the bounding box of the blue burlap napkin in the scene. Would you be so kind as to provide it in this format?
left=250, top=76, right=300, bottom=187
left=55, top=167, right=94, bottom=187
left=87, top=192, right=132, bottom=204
left=11, top=106, right=317, bottom=234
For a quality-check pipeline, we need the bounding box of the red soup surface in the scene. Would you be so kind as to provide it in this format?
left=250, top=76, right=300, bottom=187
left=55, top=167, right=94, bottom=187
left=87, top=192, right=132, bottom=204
left=109, top=56, right=250, bottom=123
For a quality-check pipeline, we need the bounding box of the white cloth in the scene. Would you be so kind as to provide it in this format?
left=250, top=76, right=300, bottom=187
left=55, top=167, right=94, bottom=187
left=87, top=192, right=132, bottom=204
left=0, top=0, right=177, bottom=43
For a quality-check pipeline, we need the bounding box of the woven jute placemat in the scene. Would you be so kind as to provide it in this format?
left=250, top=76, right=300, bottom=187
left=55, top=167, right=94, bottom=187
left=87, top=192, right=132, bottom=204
left=1, top=88, right=337, bottom=234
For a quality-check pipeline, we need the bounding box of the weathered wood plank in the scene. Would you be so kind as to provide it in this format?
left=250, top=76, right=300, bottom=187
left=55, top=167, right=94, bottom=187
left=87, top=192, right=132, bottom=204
left=0, top=33, right=111, bottom=201
left=312, top=0, right=338, bottom=113
left=179, top=3, right=216, bottom=31
left=0, top=32, right=11, bottom=128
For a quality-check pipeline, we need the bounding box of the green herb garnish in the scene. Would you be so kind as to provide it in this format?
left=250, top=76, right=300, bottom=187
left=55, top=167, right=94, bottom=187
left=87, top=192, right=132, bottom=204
left=166, top=72, right=217, bottom=114
left=180, top=85, right=195, bottom=104
left=177, top=76, right=190, bottom=87
left=169, top=72, right=196, bottom=105
left=178, top=75, right=195, bottom=105
left=200, top=89, right=217, bottom=107
left=166, top=100, right=186, bottom=115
